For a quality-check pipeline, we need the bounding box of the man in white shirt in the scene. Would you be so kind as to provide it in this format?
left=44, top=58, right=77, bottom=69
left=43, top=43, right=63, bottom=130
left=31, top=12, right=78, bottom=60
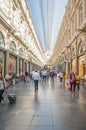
left=32, top=70, right=40, bottom=92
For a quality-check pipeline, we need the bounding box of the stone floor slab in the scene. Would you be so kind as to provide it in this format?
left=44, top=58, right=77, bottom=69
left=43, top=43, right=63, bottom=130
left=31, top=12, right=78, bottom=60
left=0, top=79, right=86, bottom=130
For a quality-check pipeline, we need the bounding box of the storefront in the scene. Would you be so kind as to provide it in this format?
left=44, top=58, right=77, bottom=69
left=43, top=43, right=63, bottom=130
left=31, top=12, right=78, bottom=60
left=77, top=41, right=86, bottom=85
left=8, top=55, right=17, bottom=76
left=0, top=51, right=5, bottom=76
left=78, top=55, right=85, bottom=77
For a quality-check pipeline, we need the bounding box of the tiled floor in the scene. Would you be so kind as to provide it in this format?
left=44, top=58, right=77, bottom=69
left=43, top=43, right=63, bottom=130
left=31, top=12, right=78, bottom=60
left=0, top=78, right=86, bottom=130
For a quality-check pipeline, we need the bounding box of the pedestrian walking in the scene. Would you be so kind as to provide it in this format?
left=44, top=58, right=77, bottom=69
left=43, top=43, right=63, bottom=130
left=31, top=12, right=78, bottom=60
left=57, top=72, right=60, bottom=80
left=32, top=70, right=40, bottom=92
left=0, top=73, right=5, bottom=103
left=42, top=70, right=47, bottom=81
left=12, top=70, right=16, bottom=85
left=51, top=71, right=54, bottom=78
left=51, top=71, right=54, bottom=82
left=24, top=70, right=29, bottom=82
left=59, top=72, right=63, bottom=82
left=69, top=71, right=76, bottom=93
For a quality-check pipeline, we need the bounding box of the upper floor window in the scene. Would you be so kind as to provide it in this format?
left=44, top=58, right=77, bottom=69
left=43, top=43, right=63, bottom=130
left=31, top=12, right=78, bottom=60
left=10, top=41, right=16, bottom=52
left=0, top=31, right=5, bottom=47
left=79, top=3, right=83, bottom=25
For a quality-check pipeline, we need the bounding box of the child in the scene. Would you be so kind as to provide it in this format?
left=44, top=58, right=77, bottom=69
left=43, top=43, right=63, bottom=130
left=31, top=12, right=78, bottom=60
left=75, top=73, right=80, bottom=91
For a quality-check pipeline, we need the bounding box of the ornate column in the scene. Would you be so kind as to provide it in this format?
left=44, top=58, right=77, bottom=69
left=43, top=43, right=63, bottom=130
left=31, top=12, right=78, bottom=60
left=25, top=61, right=28, bottom=72
left=30, top=58, right=32, bottom=72
left=75, top=42, right=78, bottom=74
left=70, top=47, right=72, bottom=72
left=66, top=62, right=68, bottom=74
left=5, top=33, right=10, bottom=79
left=16, top=56, right=19, bottom=76
left=5, top=50, right=9, bottom=78
left=85, top=37, right=86, bottom=78
left=22, top=59, right=25, bottom=74
left=84, top=35, right=86, bottom=78
left=28, top=61, right=30, bottom=74
left=66, top=50, right=69, bottom=75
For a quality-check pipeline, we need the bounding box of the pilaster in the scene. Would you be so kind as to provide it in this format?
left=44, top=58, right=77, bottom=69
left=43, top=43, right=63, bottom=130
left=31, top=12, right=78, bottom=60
left=5, top=50, right=9, bottom=78
left=16, top=56, right=19, bottom=76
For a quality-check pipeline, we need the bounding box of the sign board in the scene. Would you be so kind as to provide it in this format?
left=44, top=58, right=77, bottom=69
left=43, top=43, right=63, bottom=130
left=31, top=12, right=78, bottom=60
left=55, top=66, right=59, bottom=72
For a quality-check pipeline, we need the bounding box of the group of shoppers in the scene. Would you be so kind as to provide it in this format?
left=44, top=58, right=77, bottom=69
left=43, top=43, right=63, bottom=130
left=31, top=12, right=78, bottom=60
left=57, top=71, right=80, bottom=93
left=0, top=68, right=56, bottom=103
left=57, top=72, right=63, bottom=82
left=41, top=70, right=55, bottom=80
left=32, top=69, right=56, bottom=92
left=0, top=68, right=80, bottom=103
left=33, top=69, right=80, bottom=94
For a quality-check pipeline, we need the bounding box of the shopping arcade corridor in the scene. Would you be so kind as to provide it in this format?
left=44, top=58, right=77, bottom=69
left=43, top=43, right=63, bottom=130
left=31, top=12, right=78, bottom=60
left=0, top=78, right=86, bottom=130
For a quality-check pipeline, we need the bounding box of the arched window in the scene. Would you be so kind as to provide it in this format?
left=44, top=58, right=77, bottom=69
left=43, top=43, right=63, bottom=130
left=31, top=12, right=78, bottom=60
left=0, top=31, right=5, bottom=47
left=10, top=41, right=16, bottom=52
left=78, top=42, right=85, bottom=55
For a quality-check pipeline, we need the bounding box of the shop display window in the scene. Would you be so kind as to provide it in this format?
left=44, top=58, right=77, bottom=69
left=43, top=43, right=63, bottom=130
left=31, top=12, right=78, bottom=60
left=78, top=56, right=85, bottom=78
left=8, top=55, right=16, bottom=76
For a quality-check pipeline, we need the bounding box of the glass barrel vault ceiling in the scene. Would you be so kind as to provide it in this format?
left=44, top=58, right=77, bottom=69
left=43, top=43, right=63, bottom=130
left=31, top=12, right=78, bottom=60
left=27, top=0, right=68, bottom=56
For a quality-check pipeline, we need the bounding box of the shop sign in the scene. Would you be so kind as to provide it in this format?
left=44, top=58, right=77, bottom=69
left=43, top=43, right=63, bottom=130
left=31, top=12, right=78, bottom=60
left=55, top=66, right=59, bottom=72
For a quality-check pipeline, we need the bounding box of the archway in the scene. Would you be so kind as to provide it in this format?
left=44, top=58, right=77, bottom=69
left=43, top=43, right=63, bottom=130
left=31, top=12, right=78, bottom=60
left=0, top=31, right=5, bottom=47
